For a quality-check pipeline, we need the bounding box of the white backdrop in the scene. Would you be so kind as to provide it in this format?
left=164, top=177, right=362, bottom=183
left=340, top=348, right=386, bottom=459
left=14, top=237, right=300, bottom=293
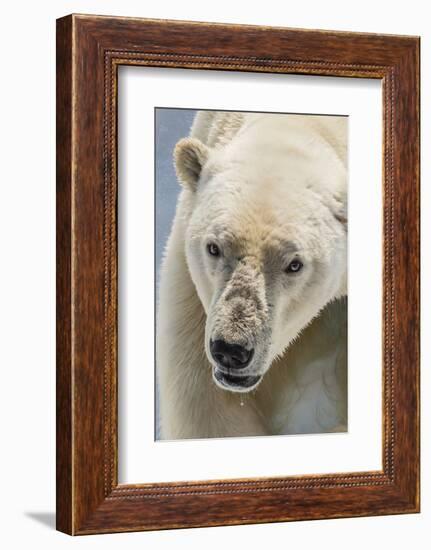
left=0, top=1, right=428, bottom=549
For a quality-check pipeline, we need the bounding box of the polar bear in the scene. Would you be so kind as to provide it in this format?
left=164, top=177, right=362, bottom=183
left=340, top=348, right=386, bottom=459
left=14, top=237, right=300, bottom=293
left=157, top=110, right=347, bottom=439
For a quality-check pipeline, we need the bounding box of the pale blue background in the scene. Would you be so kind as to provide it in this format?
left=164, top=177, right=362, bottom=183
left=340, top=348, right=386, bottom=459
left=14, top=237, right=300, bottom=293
left=155, top=108, right=197, bottom=283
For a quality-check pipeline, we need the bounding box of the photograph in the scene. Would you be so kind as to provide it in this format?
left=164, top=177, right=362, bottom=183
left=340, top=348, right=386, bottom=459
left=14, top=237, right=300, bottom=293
left=155, top=108, right=348, bottom=440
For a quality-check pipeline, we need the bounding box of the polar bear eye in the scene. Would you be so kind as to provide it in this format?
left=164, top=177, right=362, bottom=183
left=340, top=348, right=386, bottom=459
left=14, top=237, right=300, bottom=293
left=286, top=259, right=303, bottom=273
left=207, top=242, right=220, bottom=257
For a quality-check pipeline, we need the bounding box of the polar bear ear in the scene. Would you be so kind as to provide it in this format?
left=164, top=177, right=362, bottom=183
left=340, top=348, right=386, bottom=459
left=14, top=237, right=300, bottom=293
left=174, top=138, right=210, bottom=192
left=331, top=192, right=348, bottom=228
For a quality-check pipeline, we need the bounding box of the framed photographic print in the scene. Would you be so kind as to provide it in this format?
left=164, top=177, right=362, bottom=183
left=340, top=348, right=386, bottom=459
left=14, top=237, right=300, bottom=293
left=56, top=14, right=420, bottom=535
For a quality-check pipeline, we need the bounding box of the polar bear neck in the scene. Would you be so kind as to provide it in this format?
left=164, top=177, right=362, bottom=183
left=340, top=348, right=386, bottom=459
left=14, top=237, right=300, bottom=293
left=192, top=110, right=347, bottom=169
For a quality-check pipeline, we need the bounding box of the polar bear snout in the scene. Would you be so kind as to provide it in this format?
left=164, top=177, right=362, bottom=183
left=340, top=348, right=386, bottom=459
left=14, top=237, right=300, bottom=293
left=210, top=339, right=254, bottom=370
left=210, top=338, right=260, bottom=392
left=204, top=260, right=272, bottom=392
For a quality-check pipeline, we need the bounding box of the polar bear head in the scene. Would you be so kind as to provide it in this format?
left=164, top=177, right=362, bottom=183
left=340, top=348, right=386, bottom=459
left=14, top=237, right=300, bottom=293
left=174, top=114, right=347, bottom=393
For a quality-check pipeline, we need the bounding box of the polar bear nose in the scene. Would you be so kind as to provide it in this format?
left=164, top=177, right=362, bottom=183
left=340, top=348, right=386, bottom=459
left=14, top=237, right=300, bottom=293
left=210, top=340, right=254, bottom=370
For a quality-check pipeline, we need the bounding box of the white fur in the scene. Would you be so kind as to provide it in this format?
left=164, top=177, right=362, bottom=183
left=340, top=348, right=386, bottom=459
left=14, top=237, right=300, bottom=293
left=157, top=111, right=347, bottom=439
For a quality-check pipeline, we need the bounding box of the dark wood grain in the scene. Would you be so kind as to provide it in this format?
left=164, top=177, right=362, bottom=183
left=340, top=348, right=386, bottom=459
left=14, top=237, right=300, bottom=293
left=56, top=16, right=73, bottom=535
left=56, top=14, right=420, bottom=535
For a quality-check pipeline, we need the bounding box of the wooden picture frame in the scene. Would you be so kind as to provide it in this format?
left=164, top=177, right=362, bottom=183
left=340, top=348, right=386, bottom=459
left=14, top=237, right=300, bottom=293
left=56, top=14, right=420, bottom=535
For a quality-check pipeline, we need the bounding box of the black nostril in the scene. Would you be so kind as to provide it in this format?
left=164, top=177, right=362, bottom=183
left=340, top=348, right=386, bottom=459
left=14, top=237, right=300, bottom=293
left=210, top=340, right=254, bottom=369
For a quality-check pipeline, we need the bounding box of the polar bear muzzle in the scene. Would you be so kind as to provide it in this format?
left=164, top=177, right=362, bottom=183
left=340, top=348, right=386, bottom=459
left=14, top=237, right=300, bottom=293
left=213, top=369, right=262, bottom=392
left=210, top=339, right=254, bottom=370
left=205, top=258, right=271, bottom=393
